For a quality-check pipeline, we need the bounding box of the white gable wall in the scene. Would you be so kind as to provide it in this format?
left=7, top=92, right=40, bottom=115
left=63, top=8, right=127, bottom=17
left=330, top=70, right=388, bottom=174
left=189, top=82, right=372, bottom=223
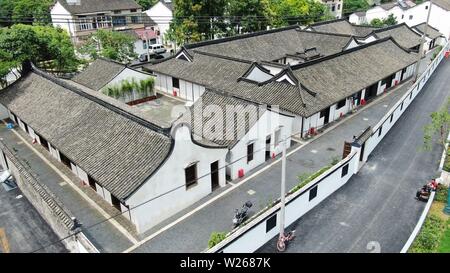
left=145, top=2, right=173, bottom=45
left=51, top=1, right=74, bottom=37
left=227, top=110, right=293, bottom=180
left=126, top=125, right=227, bottom=233
left=154, top=73, right=205, bottom=102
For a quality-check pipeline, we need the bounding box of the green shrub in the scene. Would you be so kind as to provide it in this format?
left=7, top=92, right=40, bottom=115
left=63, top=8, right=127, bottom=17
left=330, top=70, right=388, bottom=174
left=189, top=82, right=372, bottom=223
left=436, top=184, right=449, bottom=203
left=410, top=215, right=446, bottom=252
left=208, top=232, right=227, bottom=249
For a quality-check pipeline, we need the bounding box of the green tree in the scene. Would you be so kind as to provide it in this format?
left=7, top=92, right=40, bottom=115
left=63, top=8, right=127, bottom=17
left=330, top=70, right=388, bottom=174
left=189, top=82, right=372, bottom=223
left=227, top=0, right=273, bottom=34
left=269, top=0, right=331, bottom=27
left=343, top=0, right=370, bottom=15
left=370, top=18, right=384, bottom=27
left=383, top=14, right=397, bottom=26
left=423, top=97, right=450, bottom=150
left=0, top=0, right=53, bottom=26
left=137, top=0, right=159, bottom=10
left=0, top=24, right=78, bottom=86
left=168, top=0, right=227, bottom=45
left=79, top=29, right=137, bottom=63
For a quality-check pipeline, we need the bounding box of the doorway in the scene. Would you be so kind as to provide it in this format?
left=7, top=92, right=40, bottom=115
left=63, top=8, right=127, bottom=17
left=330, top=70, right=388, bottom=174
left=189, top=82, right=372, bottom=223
left=111, top=195, right=122, bottom=211
left=359, top=142, right=365, bottom=162
left=385, top=74, right=395, bottom=89
left=210, top=161, right=219, bottom=190
left=365, top=83, right=378, bottom=101
left=320, top=107, right=330, bottom=125
left=87, top=175, right=97, bottom=191
left=265, top=135, right=271, bottom=160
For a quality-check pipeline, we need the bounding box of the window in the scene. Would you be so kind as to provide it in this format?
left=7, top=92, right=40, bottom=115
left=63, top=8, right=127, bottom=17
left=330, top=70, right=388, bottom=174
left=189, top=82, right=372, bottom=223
left=337, top=99, right=346, bottom=109
left=409, top=15, right=413, bottom=20
left=172, top=77, right=180, bottom=89
left=410, top=92, right=413, bottom=100
left=320, top=109, right=328, bottom=118
left=400, top=102, right=404, bottom=111
left=381, top=78, right=387, bottom=86
left=131, top=16, right=139, bottom=24
left=143, top=39, right=147, bottom=49
left=266, top=215, right=277, bottom=233
left=390, top=113, right=394, bottom=123
left=309, top=185, right=318, bottom=201
left=425, top=5, right=429, bottom=9
left=113, top=10, right=121, bottom=14
left=341, top=164, right=349, bottom=177
left=185, top=163, right=198, bottom=189
left=131, top=9, right=137, bottom=12
left=378, top=126, right=382, bottom=137
left=274, top=128, right=281, bottom=146
left=247, top=143, right=254, bottom=163
left=338, top=4, right=341, bottom=10
left=331, top=5, right=336, bottom=11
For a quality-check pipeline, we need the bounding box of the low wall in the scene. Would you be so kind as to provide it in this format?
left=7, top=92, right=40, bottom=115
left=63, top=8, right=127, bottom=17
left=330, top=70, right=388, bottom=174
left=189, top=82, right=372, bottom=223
left=0, top=140, right=99, bottom=253
left=207, top=42, right=450, bottom=253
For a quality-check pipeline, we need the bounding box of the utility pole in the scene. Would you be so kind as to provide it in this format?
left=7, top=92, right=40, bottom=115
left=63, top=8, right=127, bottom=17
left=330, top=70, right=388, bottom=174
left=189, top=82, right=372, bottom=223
left=413, top=0, right=433, bottom=80
left=278, top=133, right=287, bottom=248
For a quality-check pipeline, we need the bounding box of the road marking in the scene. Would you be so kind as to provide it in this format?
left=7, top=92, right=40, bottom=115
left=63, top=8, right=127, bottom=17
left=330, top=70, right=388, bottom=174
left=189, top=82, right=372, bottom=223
left=247, top=190, right=255, bottom=195
left=0, top=228, right=10, bottom=253
left=59, top=181, right=67, bottom=187
left=15, top=195, right=22, bottom=199
left=310, top=149, right=318, bottom=154
left=363, top=118, right=369, bottom=121
left=7, top=127, right=138, bottom=245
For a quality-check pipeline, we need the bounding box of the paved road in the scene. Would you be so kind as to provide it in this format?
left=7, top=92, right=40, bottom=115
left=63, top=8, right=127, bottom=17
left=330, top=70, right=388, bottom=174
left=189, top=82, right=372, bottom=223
left=258, top=56, right=450, bottom=253
left=0, top=179, right=67, bottom=253
left=130, top=57, right=433, bottom=252
left=0, top=126, right=132, bottom=252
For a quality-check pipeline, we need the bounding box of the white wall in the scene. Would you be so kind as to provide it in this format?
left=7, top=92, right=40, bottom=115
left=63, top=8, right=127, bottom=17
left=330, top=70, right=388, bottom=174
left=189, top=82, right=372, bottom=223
left=349, top=14, right=367, bottom=25
left=51, top=2, right=74, bottom=38
left=154, top=73, right=205, bottom=102
left=126, top=124, right=228, bottom=233
left=227, top=110, right=293, bottom=180
left=145, top=2, right=173, bottom=45
left=428, top=3, right=450, bottom=39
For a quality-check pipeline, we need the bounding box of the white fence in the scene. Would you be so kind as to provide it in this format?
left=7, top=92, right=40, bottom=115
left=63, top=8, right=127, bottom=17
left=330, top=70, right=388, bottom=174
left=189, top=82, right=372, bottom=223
left=207, top=42, right=450, bottom=253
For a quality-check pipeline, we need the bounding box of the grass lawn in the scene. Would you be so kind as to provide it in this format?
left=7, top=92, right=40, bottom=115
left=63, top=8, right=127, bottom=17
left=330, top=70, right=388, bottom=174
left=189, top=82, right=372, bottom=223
left=409, top=185, right=450, bottom=253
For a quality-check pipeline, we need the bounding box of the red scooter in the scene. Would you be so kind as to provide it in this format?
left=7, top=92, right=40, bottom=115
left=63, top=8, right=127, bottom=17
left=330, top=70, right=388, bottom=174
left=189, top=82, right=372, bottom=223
left=416, top=179, right=438, bottom=202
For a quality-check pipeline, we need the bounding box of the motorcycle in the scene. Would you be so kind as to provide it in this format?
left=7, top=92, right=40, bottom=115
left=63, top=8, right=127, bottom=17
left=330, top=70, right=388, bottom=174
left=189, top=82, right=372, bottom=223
left=416, top=179, right=438, bottom=202
left=232, top=201, right=253, bottom=227
left=277, top=230, right=296, bottom=252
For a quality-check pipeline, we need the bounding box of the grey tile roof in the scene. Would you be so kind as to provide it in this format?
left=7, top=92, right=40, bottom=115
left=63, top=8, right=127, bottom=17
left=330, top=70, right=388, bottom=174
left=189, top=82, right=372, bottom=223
left=373, top=24, right=422, bottom=49
left=159, top=0, right=173, bottom=11
left=0, top=69, right=173, bottom=200
left=433, top=0, right=450, bottom=10
left=72, top=58, right=126, bottom=91
left=148, top=36, right=417, bottom=118
left=178, top=91, right=266, bottom=148
left=291, top=38, right=418, bottom=116
left=185, top=26, right=351, bottom=62
left=58, top=0, right=141, bottom=14
left=309, top=19, right=377, bottom=37
left=413, top=23, right=443, bottom=39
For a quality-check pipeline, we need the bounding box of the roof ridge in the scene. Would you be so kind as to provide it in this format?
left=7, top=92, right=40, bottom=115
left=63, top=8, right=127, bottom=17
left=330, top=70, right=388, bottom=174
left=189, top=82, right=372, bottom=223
left=297, top=28, right=353, bottom=38
left=30, top=64, right=170, bottom=136
left=290, top=37, right=412, bottom=70
left=184, top=24, right=300, bottom=50
left=308, top=18, right=348, bottom=27
left=192, top=50, right=253, bottom=64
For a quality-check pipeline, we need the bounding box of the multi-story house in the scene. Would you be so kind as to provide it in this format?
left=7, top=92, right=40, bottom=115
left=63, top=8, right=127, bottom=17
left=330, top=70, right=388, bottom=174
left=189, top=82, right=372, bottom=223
left=320, top=0, right=343, bottom=18
left=51, top=0, right=156, bottom=44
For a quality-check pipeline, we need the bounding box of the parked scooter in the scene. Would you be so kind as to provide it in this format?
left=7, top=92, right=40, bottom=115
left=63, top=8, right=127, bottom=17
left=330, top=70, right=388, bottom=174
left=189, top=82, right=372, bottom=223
left=233, top=201, right=253, bottom=227
left=416, top=179, right=438, bottom=202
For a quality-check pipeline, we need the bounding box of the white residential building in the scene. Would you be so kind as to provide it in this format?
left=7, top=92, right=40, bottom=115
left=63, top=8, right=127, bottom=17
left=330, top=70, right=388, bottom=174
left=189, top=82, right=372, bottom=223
left=145, top=0, right=174, bottom=45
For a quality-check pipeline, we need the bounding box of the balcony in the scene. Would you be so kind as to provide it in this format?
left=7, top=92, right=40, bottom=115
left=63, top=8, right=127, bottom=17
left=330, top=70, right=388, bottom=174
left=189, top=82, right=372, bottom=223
left=74, top=15, right=145, bottom=36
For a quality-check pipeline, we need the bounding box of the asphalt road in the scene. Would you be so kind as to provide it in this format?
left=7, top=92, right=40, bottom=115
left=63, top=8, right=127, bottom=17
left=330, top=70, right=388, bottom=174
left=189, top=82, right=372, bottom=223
left=258, top=56, right=450, bottom=253
left=0, top=179, right=67, bottom=253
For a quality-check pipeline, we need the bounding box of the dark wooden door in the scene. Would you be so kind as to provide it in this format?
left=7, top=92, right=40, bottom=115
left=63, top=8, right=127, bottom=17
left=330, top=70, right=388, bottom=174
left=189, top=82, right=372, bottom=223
left=211, top=161, right=219, bottom=190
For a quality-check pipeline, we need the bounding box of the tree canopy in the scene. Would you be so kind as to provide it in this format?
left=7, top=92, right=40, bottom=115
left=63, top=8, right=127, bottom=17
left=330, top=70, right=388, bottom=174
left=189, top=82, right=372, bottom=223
left=369, top=14, right=397, bottom=27
left=343, top=0, right=370, bottom=15
left=0, top=24, right=78, bottom=87
left=0, top=0, right=53, bottom=26
left=79, top=29, right=137, bottom=63
left=137, top=0, right=159, bottom=10
left=167, top=0, right=332, bottom=45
